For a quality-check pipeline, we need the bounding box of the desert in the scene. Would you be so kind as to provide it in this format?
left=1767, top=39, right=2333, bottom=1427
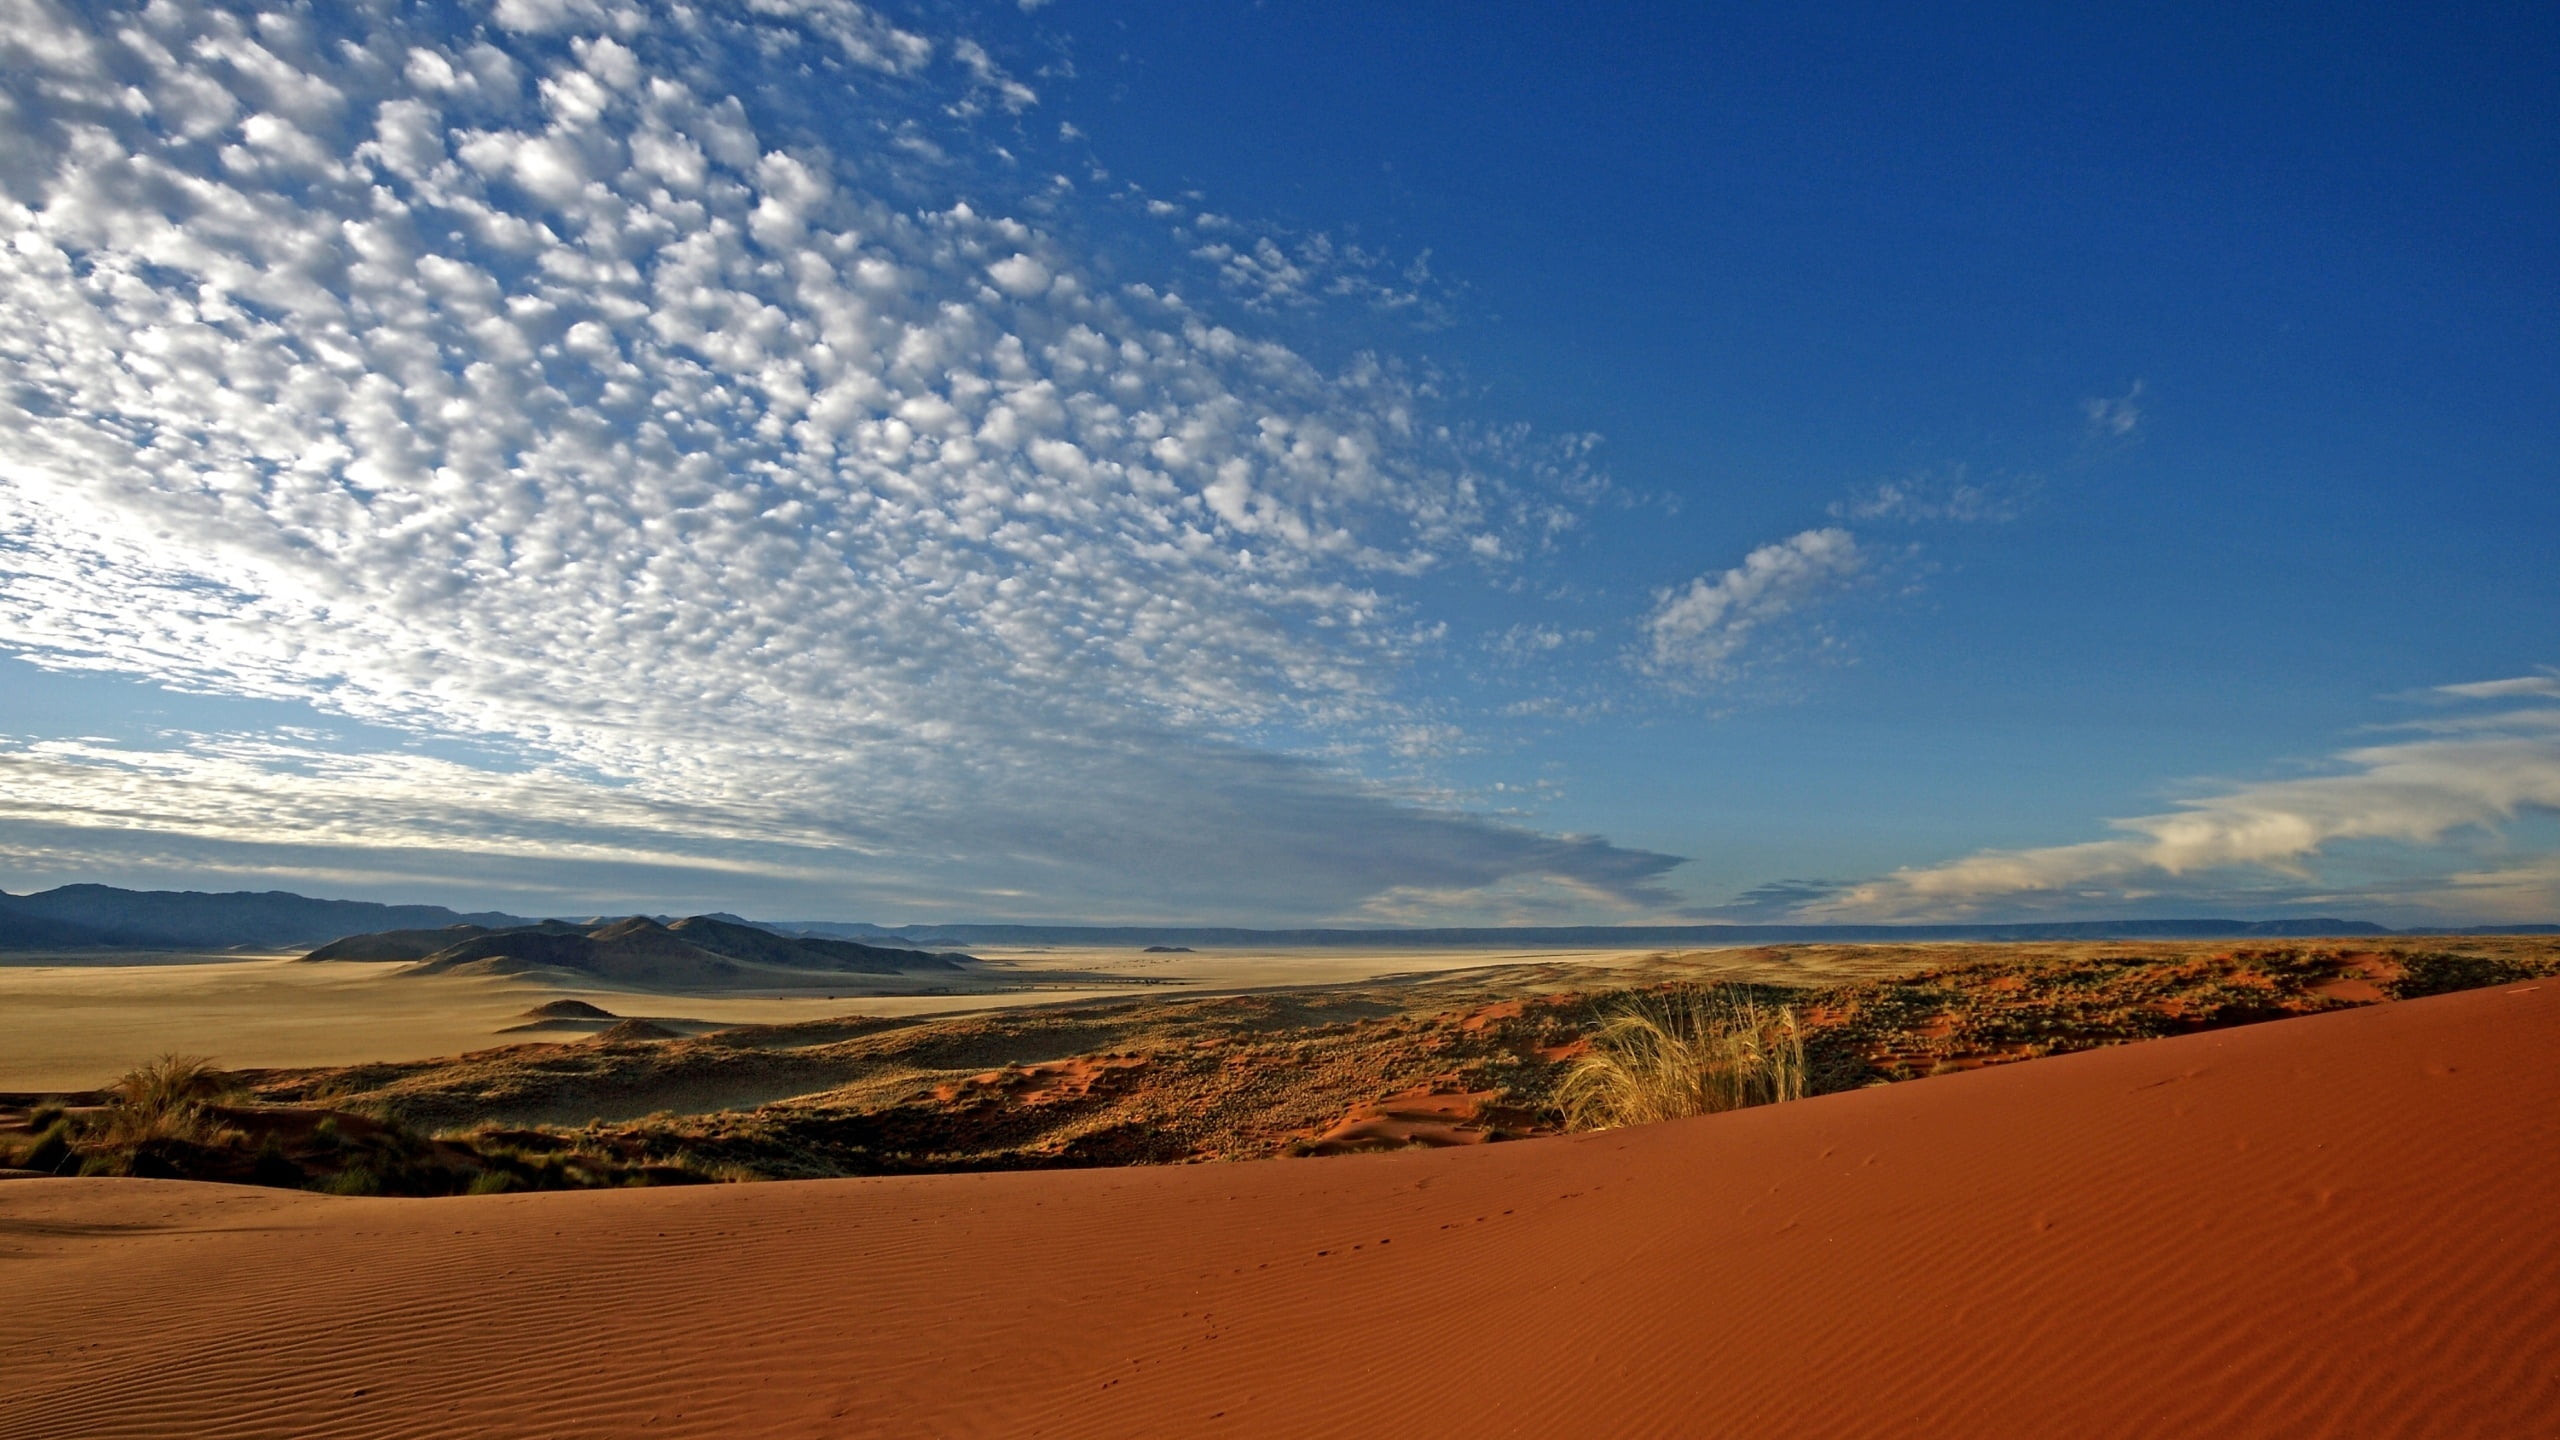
left=6, top=908, right=2560, bottom=1437
left=3, top=0, right=2551, bottom=1434
left=6, top=976, right=2555, bottom=1439
left=17, top=907, right=2550, bottom=1186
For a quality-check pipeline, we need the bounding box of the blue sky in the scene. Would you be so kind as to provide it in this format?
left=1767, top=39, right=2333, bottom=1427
left=0, top=0, right=2551, bottom=925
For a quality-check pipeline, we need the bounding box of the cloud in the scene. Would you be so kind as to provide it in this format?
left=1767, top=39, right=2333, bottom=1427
left=949, top=38, right=1037, bottom=114
left=1829, top=465, right=2025, bottom=525
left=2436, top=671, right=2560, bottom=701
left=1142, top=197, right=1454, bottom=324
left=2082, top=380, right=2143, bottom=438
left=1485, top=622, right=1592, bottom=666
left=1635, top=459, right=2027, bottom=698
left=1802, top=681, right=2560, bottom=922
left=1641, top=527, right=1863, bottom=678
left=0, top=0, right=1673, bottom=920
left=0, top=729, right=1686, bottom=917
left=1696, top=877, right=1850, bottom=921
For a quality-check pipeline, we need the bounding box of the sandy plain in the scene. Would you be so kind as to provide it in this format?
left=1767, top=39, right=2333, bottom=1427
left=3, top=977, right=2552, bottom=1438
left=0, top=938, right=2368, bottom=1094
left=0, top=943, right=1811, bottom=1092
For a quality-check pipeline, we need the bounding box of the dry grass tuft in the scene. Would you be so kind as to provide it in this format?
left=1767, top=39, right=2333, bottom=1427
left=105, top=1053, right=238, bottom=1143
left=1558, top=984, right=1808, bottom=1130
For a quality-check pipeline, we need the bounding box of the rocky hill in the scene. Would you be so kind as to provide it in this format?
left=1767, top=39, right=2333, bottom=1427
left=307, top=914, right=973, bottom=989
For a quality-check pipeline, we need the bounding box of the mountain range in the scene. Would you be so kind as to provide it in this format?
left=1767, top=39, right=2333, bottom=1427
left=4, top=883, right=2550, bottom=955
left=0, top=885, right=527, bottom=951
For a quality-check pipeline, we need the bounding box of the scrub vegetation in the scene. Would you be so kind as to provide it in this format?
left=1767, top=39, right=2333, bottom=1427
left=6, top=937, right=2552, bottom=1194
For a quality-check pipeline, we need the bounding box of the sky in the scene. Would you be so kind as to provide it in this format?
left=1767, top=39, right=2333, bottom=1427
left=0, top=0, right=2552, bottom=926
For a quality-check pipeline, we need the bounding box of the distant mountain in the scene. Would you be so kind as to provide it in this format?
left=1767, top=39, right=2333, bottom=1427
left=772, top=917, right=2426, bottom=948
left=300, top=920, right=591, bottom=962
left=308, top=914, right=973, bottom=989
left=12, top=882, right=2546, bottom=959
left=0, top=884, right=530, bottom=952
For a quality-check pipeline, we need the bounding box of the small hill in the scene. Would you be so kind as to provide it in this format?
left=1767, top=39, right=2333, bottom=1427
left=310, top=914, right=974, bottom=990
left=520, top=1000, right=619, bottom=1021
left=664, top=915, right=968, bottom=972
left=304, top=924, right=558, bottom=963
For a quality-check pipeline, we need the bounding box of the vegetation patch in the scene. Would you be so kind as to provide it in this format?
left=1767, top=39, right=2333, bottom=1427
left=1558, top=985, right=1812, bottom=1130
left=7, top=937, right=2552, bottom=1194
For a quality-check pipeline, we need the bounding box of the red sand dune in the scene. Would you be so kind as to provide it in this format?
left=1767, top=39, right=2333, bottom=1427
left=5, top=982, right=2556, bottom=1439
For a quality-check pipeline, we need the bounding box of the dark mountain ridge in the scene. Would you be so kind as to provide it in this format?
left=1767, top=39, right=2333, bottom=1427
left=307, top=913, right=972, bottom=988
left=0, top=885, right=529, bottom=952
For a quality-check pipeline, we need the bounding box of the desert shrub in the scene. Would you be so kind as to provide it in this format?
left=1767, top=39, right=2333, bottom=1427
left=2389, top=950, right=2539, bottom=999
left=27, top=1102, right=65, bottom=1131
left=466, top=1170, right=516, bottom=1195
left=17, top=1118, right=75, bottom=1173
left=122, top=1139, right=198, bottom=1180
left=106, top=1054, right=236, bottom=1144
left=249, top=1136, right=305, bottom=1189
left=1558, top=984, right=1809, bottom=1131
left=314, top=1165, right=383, bottom=1196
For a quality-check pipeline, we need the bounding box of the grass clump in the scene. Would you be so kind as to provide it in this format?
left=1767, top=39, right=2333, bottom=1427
left=105, top=1053, right=238, bottom=1144
left=17, top=1118, right=76, bottom=1174
left=1558, top=984, right=1809, bottom=1131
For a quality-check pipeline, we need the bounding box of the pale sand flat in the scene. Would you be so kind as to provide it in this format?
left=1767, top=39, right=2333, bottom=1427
left=0, top=945, right=1722, bottom=1091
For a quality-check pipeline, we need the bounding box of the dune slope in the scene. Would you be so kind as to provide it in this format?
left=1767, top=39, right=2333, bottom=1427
left=4, top=982, right=2555, bottom=1439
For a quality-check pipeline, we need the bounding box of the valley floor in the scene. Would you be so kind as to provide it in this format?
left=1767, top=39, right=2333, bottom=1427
left=0, top=943, right=1711, bottom=1092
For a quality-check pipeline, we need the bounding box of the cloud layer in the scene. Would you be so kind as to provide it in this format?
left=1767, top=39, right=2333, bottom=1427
left=0, top=0, right=1678, bottom=917
left=1803, top=679, right=2560, bottom=923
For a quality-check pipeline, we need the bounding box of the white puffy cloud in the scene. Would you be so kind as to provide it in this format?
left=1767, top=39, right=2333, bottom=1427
left=949, top=38, right=1037, bottom=114
left=984, top=252, right=1051, bottom=297
left=1641, top=527, right=1863, bottom=677
left=0, top=0, right=1679, bottom=919
left=1804, top=682, right=2560, bottom=922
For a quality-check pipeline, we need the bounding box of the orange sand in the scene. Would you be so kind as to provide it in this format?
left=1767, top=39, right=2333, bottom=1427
left=5, top=981, right=2555, bottom=1438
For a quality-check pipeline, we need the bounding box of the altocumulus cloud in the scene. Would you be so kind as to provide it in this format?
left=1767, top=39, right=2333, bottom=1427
left=0, top=0, right=1681, bottom=918
left=1641, top=526, right=1864, bottom=680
